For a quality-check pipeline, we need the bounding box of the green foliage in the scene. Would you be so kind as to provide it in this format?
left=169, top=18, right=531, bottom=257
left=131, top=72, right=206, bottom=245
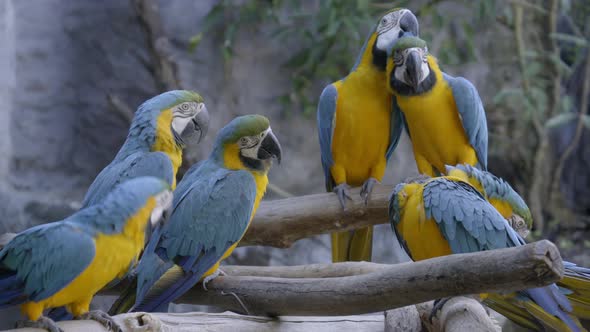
left=190, top=0, right=497, bottom=115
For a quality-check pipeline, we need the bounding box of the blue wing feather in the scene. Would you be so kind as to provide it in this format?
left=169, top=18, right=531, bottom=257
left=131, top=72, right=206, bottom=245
left=317, top=84, right=338, bottom=191
left=82, top=152, right=174, bottom=207
left=132, top=161, right=256, bottom=312
left=0, top=222, right=95, bottom=304
left=424, top=178, right=579, bottom=331
left=443, top=73, right=488, bottom=170
left=386, top=97, right=405, bottom=161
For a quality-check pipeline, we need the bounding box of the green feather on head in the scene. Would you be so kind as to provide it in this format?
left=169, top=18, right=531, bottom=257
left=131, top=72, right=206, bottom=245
left=390, top=36, right=427, bottom=52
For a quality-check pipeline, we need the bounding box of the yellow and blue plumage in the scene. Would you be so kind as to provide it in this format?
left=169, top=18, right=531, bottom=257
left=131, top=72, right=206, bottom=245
left=389, top=175, right=586, bottom=332
left=82, top=90, right=209, bottom=207
left=445, top=164, right=590, bottom=326
left=109, top=114, right=282, bottom=314
left=318, top=8, right=419, bottom=262
left=0, top=177, right=172, bottom=331
left=386, top=37, right=488, bottom=176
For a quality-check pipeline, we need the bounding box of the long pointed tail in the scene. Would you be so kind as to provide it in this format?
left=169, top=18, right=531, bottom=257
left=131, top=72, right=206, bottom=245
left=483, top=283, right=586, bottom=332
left=559, top=261, right=590, bottom=320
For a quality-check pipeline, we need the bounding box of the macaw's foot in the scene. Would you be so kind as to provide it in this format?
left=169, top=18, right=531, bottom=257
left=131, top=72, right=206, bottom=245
left=333, top=183, right=353, bottom=210
left=429, top=297, right=452, bottom=323
left=76, top=310, right=122, bottom=332
left=15, top=316, right=63, bottom=332
left=202, top=268, right=226, bottom=291
left=360, top=177, right=379, bottom=205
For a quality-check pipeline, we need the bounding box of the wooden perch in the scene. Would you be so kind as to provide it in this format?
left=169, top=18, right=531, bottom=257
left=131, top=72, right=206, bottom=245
left=3, top=312, right=385, bottom=332
left=241, top=184, right=392, bottom=247
left=103, top=240, right=563, bottom=316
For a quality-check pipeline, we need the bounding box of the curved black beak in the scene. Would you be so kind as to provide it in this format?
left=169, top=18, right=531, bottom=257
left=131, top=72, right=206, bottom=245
left=257, top=130, right=282, bottom=164
left=192, top=104, right=210, bottom=143
left=404, top=50, right=422, bottom=91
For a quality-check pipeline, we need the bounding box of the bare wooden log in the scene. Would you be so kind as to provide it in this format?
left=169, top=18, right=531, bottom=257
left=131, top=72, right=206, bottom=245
left=384, top=306, right=422, bottom=332
left=3, top=312, right=385, bottom=332
left=132, top=0, right=180, bottom=91
left=221, top=261, right=388, bottom=278
left=241, top=184, right=392, bottom=248
left=159, top=241, right=563, bottom=316
left=422, top=297, right=501, bottom=332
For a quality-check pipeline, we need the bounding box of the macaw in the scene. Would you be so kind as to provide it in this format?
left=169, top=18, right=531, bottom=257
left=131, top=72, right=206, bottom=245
left=82, top=90, right=209, bottom=207
left=386, top=36, right=488, bottom=176
left=0, top=177, right=173, bottom=332
left=109, top=114, right=282, bottom=314
left=445, top=163, right=590, bottom=324
left=318, top=8, right=419, bottom=262
left=47, top=90, right=208, bottom=322
left=389, top=176, right=585, bottom=332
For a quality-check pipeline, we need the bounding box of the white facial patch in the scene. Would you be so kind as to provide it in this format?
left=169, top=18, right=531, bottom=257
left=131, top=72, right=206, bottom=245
left=508, top=214, right=530, bottom=239
left=150, top=190, right=173, bottom=227
left=171, top=102, right=205, bottom=135
left=239, top=127, right=272, bottom=160
left=393, top=47, right=430, bottom=86
left=375, top=9, right=410, bottom=51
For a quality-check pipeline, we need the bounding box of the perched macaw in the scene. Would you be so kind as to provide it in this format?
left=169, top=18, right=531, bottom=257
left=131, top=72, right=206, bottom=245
left=389, top=176, right=585, bottom=332
left=109, top=114, right=282, bottom=314
left=0, top=177, right=173, bottom=332
left=445, top=163, right=590, bottom=325
left=318, top=8, right=419, bottom=262
left=82, top=90, right=209, bottom=207
left=386, top=36, right=488, bottom=176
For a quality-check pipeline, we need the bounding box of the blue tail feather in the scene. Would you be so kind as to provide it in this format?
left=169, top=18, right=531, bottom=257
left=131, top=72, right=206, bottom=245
left=525, top=285, right=580, bottom=332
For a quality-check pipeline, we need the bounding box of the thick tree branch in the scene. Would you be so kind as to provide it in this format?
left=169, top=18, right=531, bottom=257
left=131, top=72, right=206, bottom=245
left=8, top=312, right=385, bottom=332
left=103, top=241, right=562, bottom=316
left=132, top=0, right=180, bottom=91
left=241, top=184, right=392, bottom=248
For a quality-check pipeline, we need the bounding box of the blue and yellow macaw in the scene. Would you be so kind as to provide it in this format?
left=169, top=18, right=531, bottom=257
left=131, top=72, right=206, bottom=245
left=109, top=114, right=282, bottom=314
left=389, top=175, right=586, bottom=332
left=82, top=90, right=209, bottom=207
left=386, top=37, right=488, bottom=176
left=0, top=177, right=172, bottom=332
left=445, top=164, right=590, bottom=325
left=318, top=8, right=419, bottom=262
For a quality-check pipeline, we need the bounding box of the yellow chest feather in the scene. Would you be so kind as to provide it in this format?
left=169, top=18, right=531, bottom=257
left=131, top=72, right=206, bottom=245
left=152, top=109, right=183, bottom=189
left=22, top=199, right=156, bottom=319
left=395, top=58, right=476, bottom=173
left=331, top=67, right=392, bottom=185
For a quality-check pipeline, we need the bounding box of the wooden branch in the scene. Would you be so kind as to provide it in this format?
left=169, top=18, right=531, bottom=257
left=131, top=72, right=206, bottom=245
left=115, top=240, right=563, bottom=317
left=384, top=306, right=421, bottom=332
left=7, top=312, right=385, bottom=332
left=220, top=261, right=388, bottom=278
left=424, top=297, right=501, bottom=332
left=132, top=0, right=180, bottom=91
left=106, top=94, right=135, bottom=123
left=241, top=184, right=392, bottom=248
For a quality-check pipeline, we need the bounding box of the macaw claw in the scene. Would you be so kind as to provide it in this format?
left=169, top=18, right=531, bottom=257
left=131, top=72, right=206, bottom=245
left=77, top=310, right=122, bottom=332
left=429, top=297, right=452, bottom=323
left=202, top=268, right=226, bottom=291
left=16, top=316, right=64, bottom=332
left=360, top=178, right=379, bottom=205
left=333, top=183, right=353, bottom=210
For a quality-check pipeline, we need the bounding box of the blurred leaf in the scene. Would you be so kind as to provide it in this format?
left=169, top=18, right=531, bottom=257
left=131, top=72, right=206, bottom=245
left=493, top=88, right=525, bottom=104
left=550, top=33, right=589, bottom=47
left=188, top=33, right=203, bottom=52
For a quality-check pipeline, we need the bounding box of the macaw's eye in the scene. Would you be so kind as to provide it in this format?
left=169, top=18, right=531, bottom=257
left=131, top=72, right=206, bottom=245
left=394, top=52, right=404, bottom=65
left=260, top=132, right=265, bottom=137
left=240, top=137, right=248, bottom=145
left=180, top=103, right=190, bottom=111
left=382, top=18, right=387, bottom=25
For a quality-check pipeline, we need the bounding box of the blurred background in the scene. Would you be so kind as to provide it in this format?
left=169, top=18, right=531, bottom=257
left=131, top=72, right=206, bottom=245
left=0, top=0, right=588, bottom=327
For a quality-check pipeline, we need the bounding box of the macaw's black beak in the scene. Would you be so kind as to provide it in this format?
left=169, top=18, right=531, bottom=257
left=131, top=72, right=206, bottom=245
left=404, top=50, right=422, bottom=91
left=258, top=130, right=282, bottom=164
left=192, top=104, right=210, bottom=143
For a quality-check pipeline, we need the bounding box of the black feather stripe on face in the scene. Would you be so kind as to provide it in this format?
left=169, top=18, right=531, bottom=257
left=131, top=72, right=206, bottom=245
left=372, top=41, right=388, bottom=71
left=390, top=67, right=437, bottom=96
